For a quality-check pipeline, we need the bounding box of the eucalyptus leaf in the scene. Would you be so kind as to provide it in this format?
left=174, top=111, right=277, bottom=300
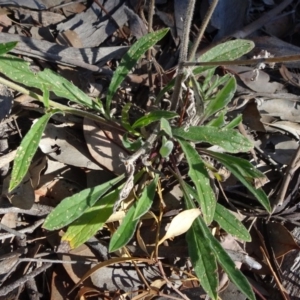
left=106, top=28, right=169, bottom=112
left=178, top=140, right=216, bottom=224
left=9, top=112, right=55, bottom=191
left=173, top=126, right=253, bottom=153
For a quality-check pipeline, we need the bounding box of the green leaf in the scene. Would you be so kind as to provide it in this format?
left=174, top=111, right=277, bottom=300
left=132, top=111, right=178, bottom=129
left=193, top=39, right=255, bottom=75
left=160, top=140, right=174, bottom=158
left=203, top=76, right=236, bottom=120
left=9, top=112, right=54, bottom=191
left=121, top=103, right=140, bottom=136
left=42, top=84, right=49, bottom=108
left=160, top=118, right=173, bottom=137
left=207, top=110, right=226, bottom=128
left=0, top=56, right=99, bottom=110
left=178, top=140, right=216, bottom=224
left=0, top=42, right=18, bottom=56
left=214, top=203, right=251, bottom=241
left=109, top=203, right=139, bottom=252
left=205, top=150, right=271, bottom=212
left=43, top=174, right=125, bottom=230
left=61, top=188, right=120, bottom=249
left=173, top=126, right=253, bottom=153
left=183, top=183, right=250, bottom=241
left=133, top=175, right=158, bottom=220
left=106, top=28, right=169, bottom=112
left=122, top=133, right=143, bottom=151
left=186, top=219, right=218, bottom=300
left=224, top=114, right=242, bottom=129
left=182, top=182, right=255, bottom=300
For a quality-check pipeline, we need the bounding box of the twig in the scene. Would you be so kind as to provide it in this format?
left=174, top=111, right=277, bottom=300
left=0, top=223, right=25, bottom=239
left=157, top=260, right=190, bottom=300
left=0, top=203, right=52, bottom=216
left=0, top=219, right=44, bottom=241
left=273, top=144, right=300, bottom=211
left=0, top=263, right=51, bottom=296
left=182, top=53, right=300, bottom=67
left=232, top=0, right=293, bottom=39
left=188, top=0, right=219, bottom=61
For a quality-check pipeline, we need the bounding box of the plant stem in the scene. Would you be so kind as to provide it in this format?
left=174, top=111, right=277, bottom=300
left=188, top=0, right=219, bottom=61
left=170, top=0, right=196, bottom=111
left=0, top=76, right=124, bottom=132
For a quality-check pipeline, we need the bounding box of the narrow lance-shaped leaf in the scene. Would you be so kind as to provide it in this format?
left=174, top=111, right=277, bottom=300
left=121, top=102, right=140, bottom=136
left=181, top=181, right=255, bottom=300
left=178, top=140, right=216, bottom=224
left=178, top=181, right=218, bottom=300
left=62, top=187, right=120, bottom=249
left=133, top=175, right=158, bottom=220
left=43, top=174, right=125, bottom=230
left=0, top=42, right=18, bottom=56
left=185, top=183, right=251, bottom=242
left=204, top=150, right=271, bottom=212
left=9, top=112, right=55, bottom=191
left=109, top=203, right=139, bottom=252
left=0, top=56, right=100, bottom=110
left=132, top=110, right=178, bottom=129
left=106, top=28, right=169, bottom=112
left=61, top=170, right=145, bottom=249
left=193, top=39, right=255, bottom=75
left=173, top=125, right=253, bottom=153
left=203, top=76, right=236, bottom=120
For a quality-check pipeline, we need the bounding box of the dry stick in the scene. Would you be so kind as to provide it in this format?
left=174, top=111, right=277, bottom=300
left=0, top=263, right=51, bottom=296
left=273, top=144, right=300, bottom=211
left=170, top=0, right=196, bottom=111
left=147, top=0, right=155, bottom=93
left=232, top=0, right=293, bottom=39
left=0, top=203, right=52, bottom=216
left=188, top=0, right=219, bottom=61
left=182, top=54, right=300, bottom=67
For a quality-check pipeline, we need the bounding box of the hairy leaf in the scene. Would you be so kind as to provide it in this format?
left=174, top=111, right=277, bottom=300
left=0, top=56, right=100, bottom=110
left=178, top=140, right=216, bottom=224
left=9, top=112, right=54, bottom=191
left=109, top=203, right=139, bottom=252
left=203, top=76, right=236, bottom=120
left=106, top=28, right=169, bottom=112
left=182, top=181, right=255, bottom=300
left=173, top=126, right=253, bottom=153
left=132, top=110, right=178, bottom=129
left=133, top=175, right=158, bottom=220
left=205, top=150, right=271, bottom=212
left=43, top=175, right=125, bottom=230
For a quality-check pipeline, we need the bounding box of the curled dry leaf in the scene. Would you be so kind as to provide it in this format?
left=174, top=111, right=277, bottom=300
left=158, top=208, right=201, bottom=245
